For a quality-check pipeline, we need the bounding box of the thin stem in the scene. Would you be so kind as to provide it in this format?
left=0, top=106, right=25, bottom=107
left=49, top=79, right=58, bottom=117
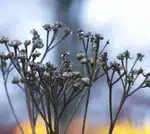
left=1, top=60, right=24, bottom=134
left=81, top=86, right=91, bottom=134
left=64, top=90, right=87, bottom=134
left=108, top=93, right=127, bottom=134
left=40, top=31, right=49, bottom=63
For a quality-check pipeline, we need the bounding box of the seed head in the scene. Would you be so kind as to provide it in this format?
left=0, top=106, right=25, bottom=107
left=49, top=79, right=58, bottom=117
left=9, top=40, right=21, bottom=47
left=0, top=36, right=9, bottom=44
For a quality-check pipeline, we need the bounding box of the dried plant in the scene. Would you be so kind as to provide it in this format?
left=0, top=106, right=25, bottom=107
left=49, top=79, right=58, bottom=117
left=0, top=22, right=149, bottom=134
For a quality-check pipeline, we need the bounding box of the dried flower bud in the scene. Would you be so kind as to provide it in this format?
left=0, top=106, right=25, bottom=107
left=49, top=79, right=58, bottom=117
left=55, top=22, right=64, bottom=28
left=117, top=53, right=125, bottom=60
left=64, top=28, right=72, bottom=35
left=30, top=29, right=39, bottom=36
left=83, top=32, right=91, bottom=38
left=81, top=77, right=90, bottom=86
left=37, top=63, right=47, bottom=71
left=146, top=73, right=150, bottom=77
left=42, top=24, right=51, bottom=31
left=124, top=50, right=131, bottom=59
left=33, top=38, right=44, bottom=49
left=135, top=68, right=144, bottom=75
left=76, top=29, right=84, bottom=40
left=88, top=57, right=94, bottom=66
left=125, top=75, right=134, bottom=83
left=7, top=52, right=14, bottom=59
left=76, top=29, right=83, bottom=34
left=31, top=51, right=41, bottom=58
left=62, top=71, right=73, bottom=78
left=101, top=52, right=108, bottom=62
left=73, top=82, right=81, bottom=89
left=137, top=53, right=144, bottom=61
left=9, top=40, right=21, bottom=47
left=61, top=52, right=70, bottom=58
left=0, top=52, right=8, bottom=60
left=90, top=35, right=95, bottom=43
left=24, top=40, right=31, bottom=46
left=110, top=61, right=121, bottom=71
left=76, top=53, right=85, bottom=60
left=95, top=33, right=104, bottom=40
left=72, top=71, right=82, bottom=77
left=80, top=57, right=87, bottom=64
left=0, top=36, right=9, bottom=44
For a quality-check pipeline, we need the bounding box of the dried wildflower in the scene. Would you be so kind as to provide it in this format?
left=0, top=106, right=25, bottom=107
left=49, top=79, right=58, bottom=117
left=61, top=52, right=70, bottom=58
left=36, top=63, right=47, bottom=72
left=0, top=36, right=9, bottom=43
left=95, top=33, right=104, bottom=40
left=24, top=40, right=31, bottom=46
left=135, top=68, right=144, bottom=75
left=110, top=61, right=121, bottom=71
left=42, top=24, right=51, bottom=31
left=62, top=71, right=73, bottom=78
left=31, top=51, right=41, bottom=58
left=124, top=50, right=131, bottom=59
left=7, top=52, right=14, bottom=59
left=76, top=28, right=83, bottom=34
left=9, top=40, right=21, bottom=47
left=76, top=29, right=84, bottom=40
left=73, top=82, right=81, bottom=89
left=90, top=35, right=95, bottom=43
left=30, top=29, right=39, bottom=36
left=80, top=57, right=87, bottom=64
left=117, top=53, right=125, bottom=60
left=55, top=22, right=64, bottom=28
left=64, top=28, right=72, bottom=35
left=83, top=32, right=91, bottom=38
left=0, top=52, right=8, bottom=60
left=76, top=52, right=85, bottom=60
left=137, top=53, right=144, bottom=61
left=145, top=79, right=150, bottom=87
left=33, top=38, right=44, bottom=49
left=101, top=52, right=108, bottom=62
left=81, top=77, right=90, bottom=86
left=88, top=57, right=94, bottom=66
left=146, top=73, right=150, bottom=77
left=72, top=71, right=82, bottom=77
left=125, top=75, right=134, bottom=83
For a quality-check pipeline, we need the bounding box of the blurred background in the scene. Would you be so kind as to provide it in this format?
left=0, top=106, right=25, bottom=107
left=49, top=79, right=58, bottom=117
left=0, top=0, right=150, bottom=133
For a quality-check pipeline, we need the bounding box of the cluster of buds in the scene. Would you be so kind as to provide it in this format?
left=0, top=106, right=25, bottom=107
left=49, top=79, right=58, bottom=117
left=43, top=22, right=64, bottom=32
left=23, top=53, right=90, bottom=95
left=116, top=50, right=131, bottom=60
left=76, top=29, right=109, bottom=82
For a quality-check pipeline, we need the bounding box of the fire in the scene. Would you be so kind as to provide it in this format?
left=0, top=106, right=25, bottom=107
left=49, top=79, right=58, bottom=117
left=15, top=117, right=150, bottom=134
